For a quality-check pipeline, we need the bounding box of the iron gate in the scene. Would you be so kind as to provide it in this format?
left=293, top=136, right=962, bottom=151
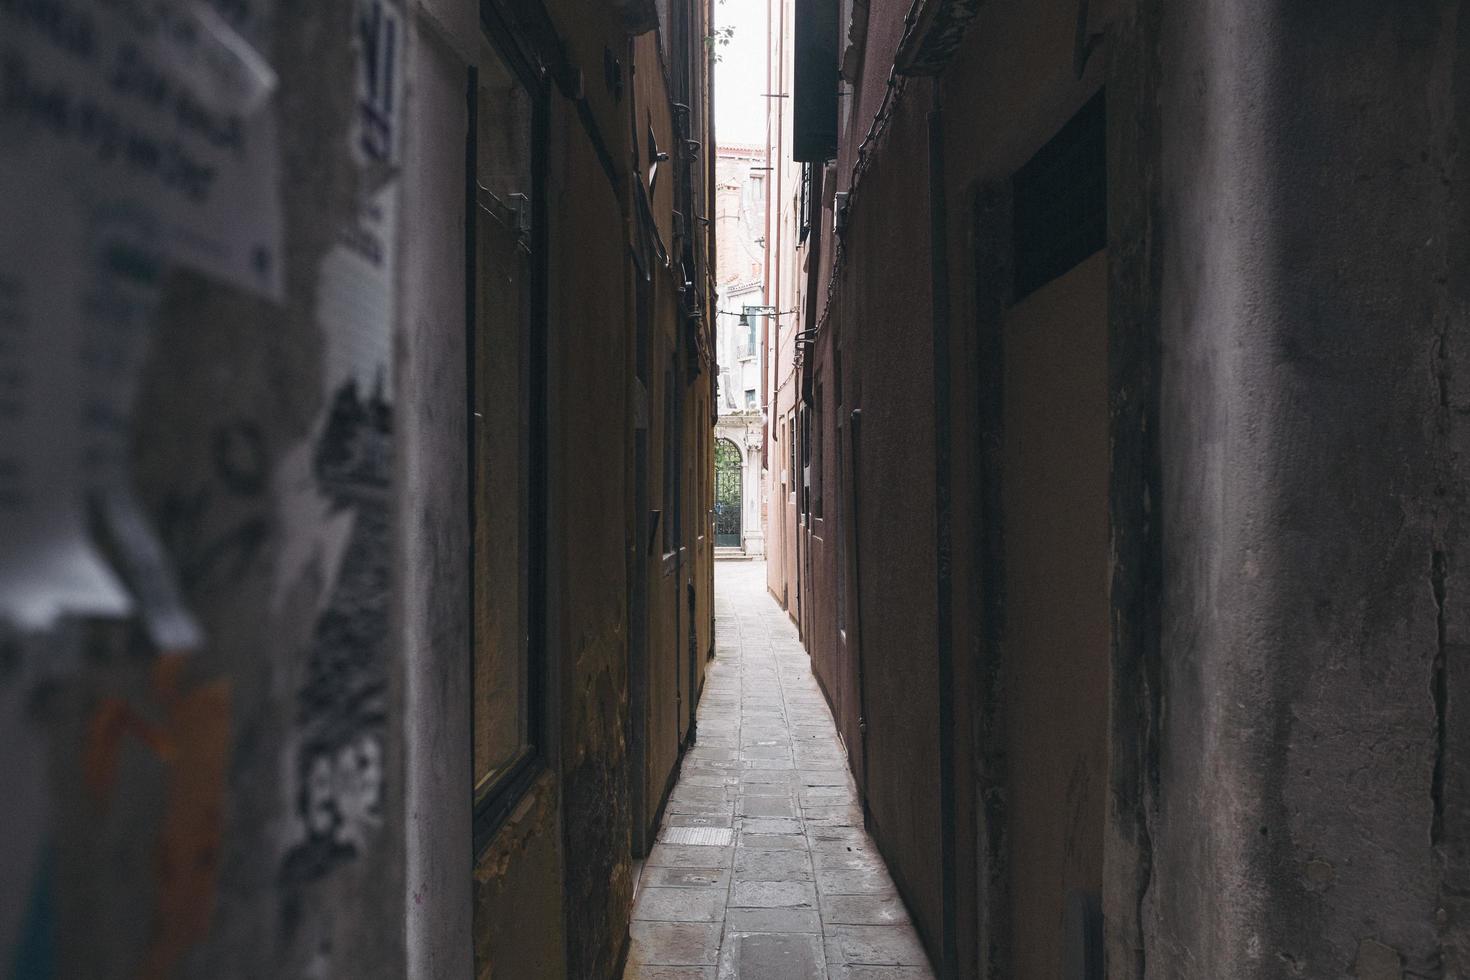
left=714, top=438, right=742, bottom=547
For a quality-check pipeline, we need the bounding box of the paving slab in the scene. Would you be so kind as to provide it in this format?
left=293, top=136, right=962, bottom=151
left=628, top=921, right=722, bottom=965
left=730, top=879, right=819, bottom=909
left=624, top=561, right=935, bottom=980
left=633, top=887, right=728, bottom=922
left=718, top=933, right=827, bottom=980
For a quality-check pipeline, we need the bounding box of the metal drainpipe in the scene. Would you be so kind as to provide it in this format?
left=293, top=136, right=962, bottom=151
left=849, top=408, right=871, bottom=817
left=763, top=0, right=774, bottom=425
left=928, top=82, right=959, bottom=980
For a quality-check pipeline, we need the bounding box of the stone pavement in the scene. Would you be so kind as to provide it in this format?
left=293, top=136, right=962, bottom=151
left=622, top=560, right=936, bottom=980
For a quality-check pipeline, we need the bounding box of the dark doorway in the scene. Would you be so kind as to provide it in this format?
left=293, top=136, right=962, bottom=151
left=714, top=438, right=742, bottom=548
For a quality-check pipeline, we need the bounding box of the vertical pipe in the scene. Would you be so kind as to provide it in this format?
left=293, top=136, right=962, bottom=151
left=971, top=178, right=1011, bottom=980
left=849, top=408, right=870, bottom=812
left=464, top=67, right=480, bottom=853
left=763, top=0, right=774, bottom=416
left=928, top=84, right=959, bottom=980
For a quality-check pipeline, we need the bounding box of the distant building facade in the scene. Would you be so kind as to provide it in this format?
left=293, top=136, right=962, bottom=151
left=715, top=145, right=768, bottom=557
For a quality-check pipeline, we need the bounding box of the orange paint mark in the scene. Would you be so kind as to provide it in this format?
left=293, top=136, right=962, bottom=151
left=83, top=653, right=232, bottom=980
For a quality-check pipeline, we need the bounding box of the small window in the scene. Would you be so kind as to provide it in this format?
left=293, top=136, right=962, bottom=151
left=798, top=163, right=812, bottom=243
left=800, top=403, right=812, bottom=519
left=745, top=388, right=757, bottom=410
left=471, top=41, right=546, bottom=848
left=789, top=409, right=797, bottom=498
left=810, top=385, right=823, bottom=520
left=1012, top=90, right=1106, bottom=301
left=663, top=362, right=678, bottom=554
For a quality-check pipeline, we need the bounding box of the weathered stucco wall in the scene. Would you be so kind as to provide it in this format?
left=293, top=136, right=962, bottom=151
left=838, top=86, right=946, bottom=953
left=546, top=90, right=634, bottom=980
left=788, top=1, right=1470, bottom=978
left=1151, top=3, right=1470, bottom=976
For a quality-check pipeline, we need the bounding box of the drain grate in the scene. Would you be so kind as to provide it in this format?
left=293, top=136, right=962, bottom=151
left=659, top=827, right=735, bottom=846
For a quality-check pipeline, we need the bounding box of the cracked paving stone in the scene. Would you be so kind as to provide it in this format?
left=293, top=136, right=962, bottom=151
left=819, top=895, right=910, bottom=926
left=730, top=879, right=818, bottom=909
left=725, top=908, right=823, bottom=933
left=734, top=847, right=814, bottom=880
left=738, top=797, right=799, bottom=818
left=642, top=867, right=731, bottom=889
left=816, top=869, right=896, bottom=896
left=646, top=844, right=734, bottom=869
left=718, top=933, right=826, bottom=980
left=826, top=926, right=929, bottom=967
left=628, top=922, right=722, bottom=965
left=633, top=887, right=727, bottom=922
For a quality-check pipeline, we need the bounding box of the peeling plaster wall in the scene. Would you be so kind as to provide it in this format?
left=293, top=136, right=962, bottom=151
left=473, top=775, right=565, bottom=980
left=547, top=92, right=634, bottom=980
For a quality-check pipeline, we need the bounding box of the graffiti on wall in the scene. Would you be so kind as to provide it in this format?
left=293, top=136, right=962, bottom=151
left=276, top=0, right=404, bottom=901
left=278, top=378, right=392, bottom=887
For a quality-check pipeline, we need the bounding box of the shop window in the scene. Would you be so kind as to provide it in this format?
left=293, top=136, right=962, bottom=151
left=789, top=409, right=798, bottom=499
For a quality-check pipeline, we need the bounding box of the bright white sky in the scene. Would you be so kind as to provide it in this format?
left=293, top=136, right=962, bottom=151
left=713, top=0, right=769, bottom=146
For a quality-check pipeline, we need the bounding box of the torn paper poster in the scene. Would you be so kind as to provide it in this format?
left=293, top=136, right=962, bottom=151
left=0, top=192, right=132, bottom=631
left=98, top=489, right=204, bottom=652
left=0, top=0, right=285, bottom=299
left=273, top=0, right=405, bottom=617
left=268, top=190, right=399, bottom=615
left=0, top=0, right=283, bottom=635
left=274, top=2, right=401, bottom=890
left=353, top=0, right=406, bottom=170
left=76, top=205, right=205, bottom=650
left=153, top=2, right=279, bottom=117
left=320, top=182, right=400, bottom=398
left=79, top=203, right=165, bottom=490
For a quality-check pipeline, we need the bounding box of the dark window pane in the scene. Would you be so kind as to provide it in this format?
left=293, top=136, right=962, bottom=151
left=473, top=52, right=536, bottom=798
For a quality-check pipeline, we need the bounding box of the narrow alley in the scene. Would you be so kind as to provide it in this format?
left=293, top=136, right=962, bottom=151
left=7, top=1, right=1470, bottom=978
left=625, top=561, right=931, bottom=979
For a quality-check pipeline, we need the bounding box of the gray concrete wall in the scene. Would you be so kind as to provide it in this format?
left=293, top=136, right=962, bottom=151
left=1149, top=2, right=1470, bottom=975
left=401, top=3, right=478, bottom=975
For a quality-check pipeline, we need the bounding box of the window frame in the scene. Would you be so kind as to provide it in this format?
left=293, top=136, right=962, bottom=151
left=468, top=17, right=552, bottom=858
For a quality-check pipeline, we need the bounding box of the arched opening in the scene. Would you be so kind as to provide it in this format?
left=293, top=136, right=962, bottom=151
left=714, top=437, right=743, bottom=548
